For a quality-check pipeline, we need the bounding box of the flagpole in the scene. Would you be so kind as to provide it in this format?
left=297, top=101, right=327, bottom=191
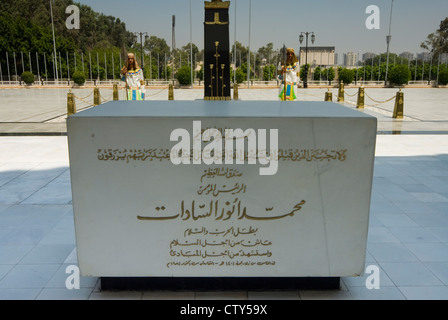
left=247, top=0, right=251, bottom=88
left=233, top=0, right=237, bottom=85
left=50, top=0, right=58, bottom=83
left=385, top=0, right=394, bottom=86
left=190, top=0, right=193, bottom=88
left=283, top=46, right=287, bottom=101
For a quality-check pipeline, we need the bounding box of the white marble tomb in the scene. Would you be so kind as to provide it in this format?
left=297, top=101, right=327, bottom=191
left=67, top=100, right=377, bottom=277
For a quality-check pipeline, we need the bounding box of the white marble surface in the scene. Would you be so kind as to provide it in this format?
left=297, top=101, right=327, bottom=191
left=67, top=102, right=376, bottom=277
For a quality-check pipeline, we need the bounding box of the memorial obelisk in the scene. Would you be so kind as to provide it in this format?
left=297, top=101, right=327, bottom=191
left=204, top=0, right=231, bottom=100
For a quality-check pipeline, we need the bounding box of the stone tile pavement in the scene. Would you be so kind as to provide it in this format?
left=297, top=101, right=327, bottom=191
left=1, top=86, right=448, bottom=134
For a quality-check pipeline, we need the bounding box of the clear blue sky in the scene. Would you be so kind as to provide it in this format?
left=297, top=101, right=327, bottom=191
left=77, top=0, right=447, bottom=61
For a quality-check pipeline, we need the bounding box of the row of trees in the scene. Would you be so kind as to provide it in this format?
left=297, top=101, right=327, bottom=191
left=0, top=0, right=138, bottom=82
left=312, top=58, right=448, bottom=86
left=0, top=0, right=133, bottom=53
left=1, top=0, right=447, bottom=86
left=5, top=48, right=448, bottom=86
left=335, top=64, right=448, bottom=86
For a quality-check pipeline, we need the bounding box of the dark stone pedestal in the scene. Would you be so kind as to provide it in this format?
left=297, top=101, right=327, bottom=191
left=203, top=0, right=231, bottom=100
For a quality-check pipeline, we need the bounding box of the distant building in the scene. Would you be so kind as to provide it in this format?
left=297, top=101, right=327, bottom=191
left=417, top=52, right=431, bottom=61
left=416, top=52, right=447, bottom=62
left=441, top=53, right=448, bottom=63
left=343, top=52, right=357, bottom=67
left=299, top=46, right=335, bottom=67
left=399, top=52, right=414, bottom=61
left=362, top=52, right=375, bottom=62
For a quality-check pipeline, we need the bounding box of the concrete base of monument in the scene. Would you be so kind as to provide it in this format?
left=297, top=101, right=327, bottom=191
left=100, top=277, right=340, bottom=291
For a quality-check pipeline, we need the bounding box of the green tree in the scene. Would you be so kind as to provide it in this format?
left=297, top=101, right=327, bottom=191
left=262, top=65, right=275, bottom=81
left=144, top=36, right=170, bottom=79
left=234, top=67, right=245, bottom=84
left=21, top=71, right=34, bottom=84
left=389, top=65, right=411, bottom=86
left=176, top=65, right=192, bottom=86
left=365, top=53, right=398, bottom=67
left=338, top=68, right=355, bottom=84
left=0, top=0, right=133, bottom=52
left=321, top=67, right=335, bottom=82
left=300, top=64, right=310, bottom=80
left=196, top=66, right=204, bottom=82
left=421, top=17, right=448, bottom=58
left=438, top=68, right=448, bottom=85
left=241, top=63, right=253, bottom=80
left=231, top=41, right=249, bottom=67
left=0, top=0, right=135, bottom=79
left=72, top=70, right=86, bottom=85
left=257, top=43, right=274, bottom=60
left=257, top=42, right=275, bottom=74
left=145, top=36, right=170, bottom=59
left=313, top=67, right=321, bottom=80
left=181, top=43, right=199, bottom=63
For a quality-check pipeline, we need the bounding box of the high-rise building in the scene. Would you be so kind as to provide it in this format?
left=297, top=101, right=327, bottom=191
left=417, top=52, right=431, bottom=61
left=399, top=52, right=414, bottom=61
left=362, top=52, right=376, bottom=62
left=343, top=52, right=357, bottom=67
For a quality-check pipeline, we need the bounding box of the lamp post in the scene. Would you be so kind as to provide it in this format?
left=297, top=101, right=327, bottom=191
left=299, top=32, right=315, bottom=88
left=133, top=32, right=149, bottom=77
left=384, top=0, right=394, bottom=86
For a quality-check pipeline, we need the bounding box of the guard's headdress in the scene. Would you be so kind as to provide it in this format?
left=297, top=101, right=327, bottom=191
left=286, top=48, right=299, bottom=63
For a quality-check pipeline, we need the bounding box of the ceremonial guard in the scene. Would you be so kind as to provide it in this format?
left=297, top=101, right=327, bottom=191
left=278, top=48, right=300, bottom=101
left=121, top=53, right=146, bottom=100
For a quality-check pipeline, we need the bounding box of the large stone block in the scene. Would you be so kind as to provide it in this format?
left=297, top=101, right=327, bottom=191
left=67, top=101, right=376, bottom=278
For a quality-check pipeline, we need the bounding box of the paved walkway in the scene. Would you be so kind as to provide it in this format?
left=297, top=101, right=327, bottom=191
left=1, top=86, right=448, bottom=134
left=0, top=87, right=448, bottom=300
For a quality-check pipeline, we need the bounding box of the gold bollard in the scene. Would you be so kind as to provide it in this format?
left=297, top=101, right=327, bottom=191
left=324, top=88, right=332, bottom=101
left=393, top=89, right=404, bottom=119
left=338, top=82, right=345, bottom=102
left=233, top=83, right=239, bottom=100
left=113, top=83, right=119, bottom=100
left=94, top=87, right=101, bottom=106
left=67, top=91, right=76, bottom=116
left=168, top=83, right=174, bottom=100
left=356, top=86, right=365, bottom=109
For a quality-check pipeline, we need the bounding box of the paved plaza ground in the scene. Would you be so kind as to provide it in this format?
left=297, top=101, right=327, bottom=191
left=0, top=86, right=448, bottom=300
left=1, top=85, right=448, bottom=134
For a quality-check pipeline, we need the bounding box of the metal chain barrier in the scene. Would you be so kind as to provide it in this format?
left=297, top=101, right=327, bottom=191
left=344, top=90, right=358, bottom=97
left=146, top=87, right=168, bottom=97
left=100, top=92, right=114, bottom=103
left=300, top=90, right=323, bottom=99
left=70, top=90, right=94, bottom=111
left=334, top=90, right=397, bottom=113
left=363, top=91, right=396, bottom=107
left=72, top=90, right=94, bottom=105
